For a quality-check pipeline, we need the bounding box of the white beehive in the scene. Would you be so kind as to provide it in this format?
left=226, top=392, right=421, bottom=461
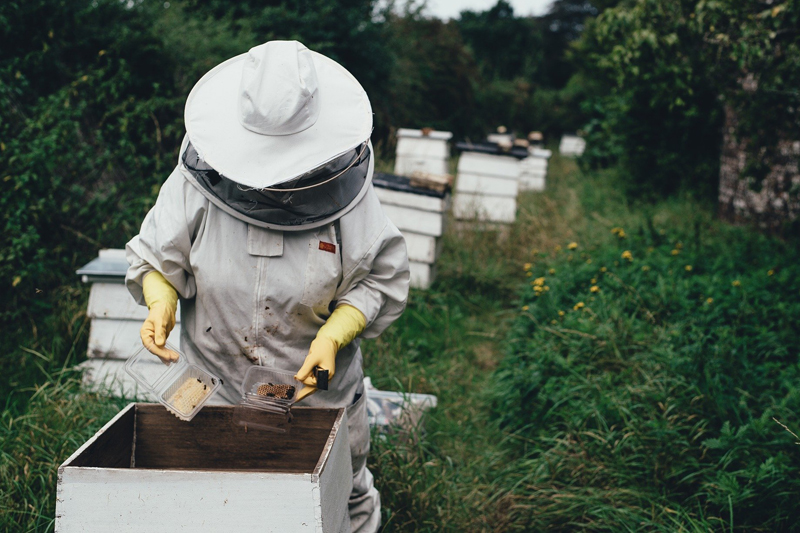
left=519, top=148, right=552, bottom=192
left=559, top=135, right=586, bottom=157
left=56, top=403, right=352, bottom=533
left=394, top=128, right=452, bottom=177
left=373, top=172, right=449, bottom=290
left=452, top=150, right=522, bottom=223
left=76, top=249, right=181, bottom=398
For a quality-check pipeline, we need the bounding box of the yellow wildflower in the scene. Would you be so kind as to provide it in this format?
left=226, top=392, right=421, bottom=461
left=522, top=305, right=529, bottom=311
left=706, top=297, right=713, bottom=304
left=533, top=277, right=546, bottom=286
left=12, top=276, right=22, bottom=287
left=551, top=319, right=557, bottom=325
left=548, top=268, right=556, bottom=275
left=671, top=249, right=680, bottom=256
left=567, top=242, right=578, bottom=250
left=586, top=258, right=592, bottom=264
left=732, top=280, right=741, bottom=287
left=600, top=267, right=608, bottom=273
left=524, top=263, right=532, bottom=271
left=526, top=271, right=532, bottom=277
left=573, top=302, right=585, bottom=310
left=611, top=227, right=623, bottom=235
left=642, top=265, right=651, bottom=272
left=768, top=269, right=774, bottom=276
left=685, top=265, right=693, bottom=272
left=590, top=285, right=600, bottom=293
left=544, top=286, right=550, bottom=291
left=534, top=285, right=543, bottom=292
left=558, top=310, right=565, bottom=316
left=591, top=278, right=597, bottom=284
left=621, top=250, right=633, bottom=261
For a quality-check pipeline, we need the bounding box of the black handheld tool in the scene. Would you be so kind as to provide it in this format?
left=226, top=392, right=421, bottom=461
left=313, top=367, right=329, bottom=391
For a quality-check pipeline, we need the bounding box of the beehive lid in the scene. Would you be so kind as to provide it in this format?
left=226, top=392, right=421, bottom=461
left=396, top=128, right=453, bottom=141
left=455, top=141, right=528, bottom=160
left=373, top=172, right=448, bottom=199
left=76, top=248, right=128, bottom=283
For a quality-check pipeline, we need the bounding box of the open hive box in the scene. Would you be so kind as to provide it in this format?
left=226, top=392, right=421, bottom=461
left=56, top=403, right=352, bottom=533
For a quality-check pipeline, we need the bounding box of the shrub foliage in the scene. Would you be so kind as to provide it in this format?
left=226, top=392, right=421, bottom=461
left=494, top=218, right=800, bottom=529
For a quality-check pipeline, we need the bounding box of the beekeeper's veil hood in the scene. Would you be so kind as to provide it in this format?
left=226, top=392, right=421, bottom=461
left=180, top=40, right=374, bottom=230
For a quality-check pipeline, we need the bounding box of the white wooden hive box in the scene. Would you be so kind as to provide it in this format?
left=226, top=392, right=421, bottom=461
left=518, top=156, right=548, bottom=192
left=56, top=403, right=352, bottom=533
left=453, top=152, right=521, bottom=223
left=559, top=135, right=586, bottom=156
left=394, top=128, right=452, bottom=177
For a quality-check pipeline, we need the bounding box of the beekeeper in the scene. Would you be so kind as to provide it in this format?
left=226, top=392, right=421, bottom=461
left=124, top=40, right=409, bottom=533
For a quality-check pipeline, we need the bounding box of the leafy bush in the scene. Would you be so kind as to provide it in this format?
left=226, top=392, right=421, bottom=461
left=576, top=0, right=800, bottom=200
left=493, top=216, right=800, bottom=529
left=0, top=0, right=184, bottom=326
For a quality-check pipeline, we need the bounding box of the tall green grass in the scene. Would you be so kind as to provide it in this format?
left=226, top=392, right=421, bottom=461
left=0, top=354, right=126, bottom=531
left=365, top=158, right=800, bottom=531
left=492, top=219, right=800, bottom=530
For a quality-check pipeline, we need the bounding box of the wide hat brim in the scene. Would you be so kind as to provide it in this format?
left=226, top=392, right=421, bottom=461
left=185, top=50, right=373, bottom=189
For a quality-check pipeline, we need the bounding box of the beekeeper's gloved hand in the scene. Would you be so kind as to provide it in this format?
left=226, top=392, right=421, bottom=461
left=295, top=304, right=366, bottom=402
left=141, top=271, right=180, bottom=364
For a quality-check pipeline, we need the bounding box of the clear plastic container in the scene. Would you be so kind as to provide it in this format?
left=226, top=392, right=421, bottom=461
left=124, top=344, right=221, bottom=422
left=232, top=366, right=306, bottom=433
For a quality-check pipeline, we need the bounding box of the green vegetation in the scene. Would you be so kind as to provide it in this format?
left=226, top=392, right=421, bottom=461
left=579, top=0, right=800, bottom=201
left=366, top=156, right=800, bottom=531
left=3, top=0, right=800, bottom=531
left=3, top=153, right=799, bottom=532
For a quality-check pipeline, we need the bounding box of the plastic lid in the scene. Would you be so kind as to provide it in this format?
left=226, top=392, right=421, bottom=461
left=125, top=344, right=187, bottom=394
left=232, top=365, right=306, bottom=432
left=124, top=343, right=222, bottom=422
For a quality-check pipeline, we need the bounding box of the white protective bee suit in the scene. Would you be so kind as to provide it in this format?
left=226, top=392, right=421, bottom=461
left=124, top=40, right=409, bottom=533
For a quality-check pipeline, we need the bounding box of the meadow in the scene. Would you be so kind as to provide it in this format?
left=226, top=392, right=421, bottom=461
left=2, top=154, right=799, bottom=531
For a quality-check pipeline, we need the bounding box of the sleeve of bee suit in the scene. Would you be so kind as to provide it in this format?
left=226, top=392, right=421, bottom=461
left=336, top=186, right=410, bottom=338
left=125, top=166, right=209, bottom=305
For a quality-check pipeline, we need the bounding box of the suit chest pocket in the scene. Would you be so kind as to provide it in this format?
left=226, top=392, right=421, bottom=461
left=301, top=224, right=342, bottom=310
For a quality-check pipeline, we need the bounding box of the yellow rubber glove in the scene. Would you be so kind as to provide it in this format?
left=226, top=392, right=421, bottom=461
left=141, top=271, right=180, bottom=364
left=295, top=304, right=366, bottom=402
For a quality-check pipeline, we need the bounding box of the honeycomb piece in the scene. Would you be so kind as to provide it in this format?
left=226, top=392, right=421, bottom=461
left=168, top=377, right=210, bottom=414
left=256, top=383, right=295, bottom=400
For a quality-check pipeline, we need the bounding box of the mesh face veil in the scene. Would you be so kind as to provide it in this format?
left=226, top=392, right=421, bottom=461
left=182, top=141, right=371, bottom=228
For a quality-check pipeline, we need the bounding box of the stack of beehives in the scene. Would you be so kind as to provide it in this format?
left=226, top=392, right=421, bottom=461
left=559, top=134, right=586, bottom=156
left=373, top=171, right=449, bottom=290
left=393, top=127, right=452, bottom=176
left=76, top=249, right=180, bottom=398
left=373, top=128, right=453, bottom=290
left=452, top=141, right=527, bottom=224
left=519, top=146, right=552, bottom=192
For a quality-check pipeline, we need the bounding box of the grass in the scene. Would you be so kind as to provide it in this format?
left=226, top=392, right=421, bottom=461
left=2, top=153, right=799, bottom=531
left=364, top=156, right=800, bottom=531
